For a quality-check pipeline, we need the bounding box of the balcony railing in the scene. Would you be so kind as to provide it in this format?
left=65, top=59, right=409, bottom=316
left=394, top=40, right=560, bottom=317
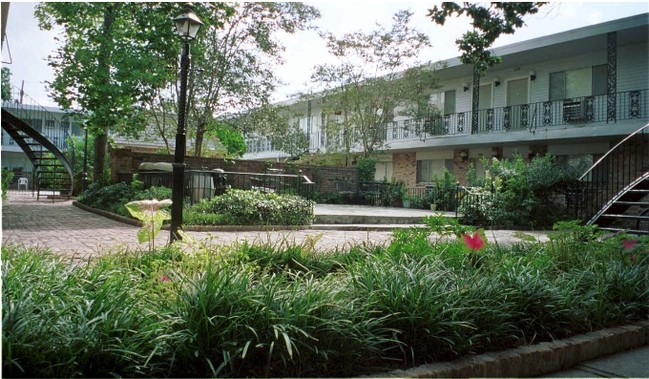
left=245, top=89, right=648, bottom=154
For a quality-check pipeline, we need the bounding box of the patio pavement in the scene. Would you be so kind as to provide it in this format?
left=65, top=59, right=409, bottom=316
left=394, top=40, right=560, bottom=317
left=2, top=190, right=548, bottom=260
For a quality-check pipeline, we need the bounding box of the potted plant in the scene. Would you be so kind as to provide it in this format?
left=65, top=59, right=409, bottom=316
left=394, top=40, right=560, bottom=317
left=403, top=194, right=413, bottom=208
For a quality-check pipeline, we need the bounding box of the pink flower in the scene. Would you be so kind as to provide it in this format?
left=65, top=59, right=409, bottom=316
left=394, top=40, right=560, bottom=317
left=462, top=230, right=486, bottom=252
left=160, top=274, right=171, bottom=283
left=622, top=239, right=639, bottom=251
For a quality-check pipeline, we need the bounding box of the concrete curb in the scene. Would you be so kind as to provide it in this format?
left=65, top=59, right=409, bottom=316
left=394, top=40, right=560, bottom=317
left=370, top=320, right=649, bottom=378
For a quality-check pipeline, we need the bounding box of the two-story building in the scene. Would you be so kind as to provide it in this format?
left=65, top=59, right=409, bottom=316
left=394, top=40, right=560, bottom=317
left=243, top=13, right=649, bottom=187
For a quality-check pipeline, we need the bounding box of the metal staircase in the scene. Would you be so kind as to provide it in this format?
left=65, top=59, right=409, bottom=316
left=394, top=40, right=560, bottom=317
left=573, top=125, right=649, bottom=235
left=1, top=85, right=74, bottom=201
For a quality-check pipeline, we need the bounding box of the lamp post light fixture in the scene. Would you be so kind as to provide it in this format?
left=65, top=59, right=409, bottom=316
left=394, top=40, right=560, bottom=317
left=170, top=3, right=203, bottom=243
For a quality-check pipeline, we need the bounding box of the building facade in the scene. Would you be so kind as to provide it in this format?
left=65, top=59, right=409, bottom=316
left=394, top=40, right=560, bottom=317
left=243, top=14, right=649, bottom=186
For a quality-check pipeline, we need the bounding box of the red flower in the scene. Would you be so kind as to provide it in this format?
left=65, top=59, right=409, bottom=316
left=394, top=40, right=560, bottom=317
left=622, top=239, right=639, bottom=250
left=462, top=230, right=486, bottom=252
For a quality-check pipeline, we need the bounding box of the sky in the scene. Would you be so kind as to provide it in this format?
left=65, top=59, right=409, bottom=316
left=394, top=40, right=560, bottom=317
left=2, top=1, right=648, bottom=108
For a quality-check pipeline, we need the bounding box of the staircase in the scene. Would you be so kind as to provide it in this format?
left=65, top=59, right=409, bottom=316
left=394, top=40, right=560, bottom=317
left=573, top=125, right=649, bottom=235
left=1, top=86, right=74, bottom=201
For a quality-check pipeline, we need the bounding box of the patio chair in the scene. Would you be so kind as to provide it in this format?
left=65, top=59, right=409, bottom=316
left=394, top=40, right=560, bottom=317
left=17, top=177, right=28, bottom=190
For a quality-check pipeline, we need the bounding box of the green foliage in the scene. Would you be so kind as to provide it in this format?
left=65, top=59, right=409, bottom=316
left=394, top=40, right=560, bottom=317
left=357, top=157, right=377, bottom=182
left=312, top=10, right=437, bottom=156
left=1, top=67, right=11, bottom=101
left=3, top=222, right=648, bottom=377
left=427, top=169, right=458, bottom=211
left=35, top=2, right=198, bottom=179
left=190, top=189, right=315, bottom=225
left=379, top=178, right=406, bottom=205
left=428, top=2, right=547, bottom=74
left=2, top=168, right=14, bottom=200
left=205, top=121, right=247, bottom=158
left=125, top=199, right=172, bottom=251
left=77, top=182, right=135, bottom=216
left=188, top=3, right=320, bottom=156
left=133, top=185, right=172, bottom=201
left=459, top=154, right=581, bottom=228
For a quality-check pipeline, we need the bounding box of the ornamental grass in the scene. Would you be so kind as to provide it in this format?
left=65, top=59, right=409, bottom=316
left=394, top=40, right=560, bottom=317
left=2, top=221, right=648, bottom=377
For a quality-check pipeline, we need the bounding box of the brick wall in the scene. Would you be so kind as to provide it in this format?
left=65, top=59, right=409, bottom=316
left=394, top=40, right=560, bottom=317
left=110, top=148, right=358, bottom=194
left=392, top=152, right=417, bottom=187
left=453, top=149, right=470, bottom=186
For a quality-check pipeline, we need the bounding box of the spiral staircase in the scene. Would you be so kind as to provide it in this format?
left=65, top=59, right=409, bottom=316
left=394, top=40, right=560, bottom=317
left=572, top=124, right=649, bottom=235
left=1, top=85, right=74, bottom=201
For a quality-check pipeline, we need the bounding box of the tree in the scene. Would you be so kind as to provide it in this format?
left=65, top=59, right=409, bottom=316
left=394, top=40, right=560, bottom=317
left=35, top=3, right=233, bottom=183
left=311, top=10, right=437, bottom=158
left=226, top=104, right=309, bottom=159
left=186, top=2, right=320, bottom=157
left=1, top=67, right=10, bottom=101
left=204, top=121, right=247, bottom=158
left=428, top=2, right=547, bottom=73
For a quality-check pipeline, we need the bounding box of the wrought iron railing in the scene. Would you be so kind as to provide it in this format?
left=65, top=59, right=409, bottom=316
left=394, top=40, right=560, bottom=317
left=569, top=124, right=649, bottom=224
left=137, top=169, right=315, bottom=204
left=245, top=89, right=648, bottom=153
left=1, top=84, right=76, bottom=153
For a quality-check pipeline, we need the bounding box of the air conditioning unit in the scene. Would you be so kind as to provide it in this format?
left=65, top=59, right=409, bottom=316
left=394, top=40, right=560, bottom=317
left=563, top=100, right=585, bottom=123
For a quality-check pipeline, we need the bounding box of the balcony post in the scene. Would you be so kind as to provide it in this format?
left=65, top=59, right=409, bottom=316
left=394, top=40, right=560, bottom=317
left=471, top=65, right=480, bottom=133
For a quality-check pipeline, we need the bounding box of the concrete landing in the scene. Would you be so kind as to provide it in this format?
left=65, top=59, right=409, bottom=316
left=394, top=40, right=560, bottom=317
left=314, top=204, right=456, bottom=224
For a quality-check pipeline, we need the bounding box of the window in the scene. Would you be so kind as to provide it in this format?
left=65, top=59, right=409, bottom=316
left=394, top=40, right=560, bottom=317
left=478, top=84, right=492, bottom=110
left=549, top=65, right=607, bottom=101
left=429, top=90, right=457, bottom=115
left=416, top=159, right=454, bottom=183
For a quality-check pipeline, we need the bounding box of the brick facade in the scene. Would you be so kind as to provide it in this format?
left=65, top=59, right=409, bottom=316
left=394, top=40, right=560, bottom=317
left=392, top=152, right=417, bottom=187
left=453, top=148, right=470, bottom=186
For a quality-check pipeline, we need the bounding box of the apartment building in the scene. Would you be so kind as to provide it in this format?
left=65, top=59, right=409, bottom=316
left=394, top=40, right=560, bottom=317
left=243, top=13, right=649, bottom=187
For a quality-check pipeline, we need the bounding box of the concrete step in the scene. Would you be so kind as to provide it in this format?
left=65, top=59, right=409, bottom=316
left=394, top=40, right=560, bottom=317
left=314, top=204, right=458, bottom=225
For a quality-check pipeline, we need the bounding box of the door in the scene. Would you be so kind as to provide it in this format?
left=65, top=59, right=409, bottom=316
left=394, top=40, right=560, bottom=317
left=477, top=84, right=493, bottom=131
left=506, top=78, right=529, bottom=129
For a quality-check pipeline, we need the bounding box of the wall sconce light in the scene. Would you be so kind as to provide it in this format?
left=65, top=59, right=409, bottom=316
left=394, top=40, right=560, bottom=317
left=463, top=83, right=469, bottom=92
left=459, top=151, right=468, bottom=159
left=494, top=78, right=501, bottom=87
left=529, top=71, right=536, bottom=81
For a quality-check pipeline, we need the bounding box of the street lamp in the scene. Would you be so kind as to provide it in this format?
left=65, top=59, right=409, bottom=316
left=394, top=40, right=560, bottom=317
left=170, top=3, right=203, bottom=243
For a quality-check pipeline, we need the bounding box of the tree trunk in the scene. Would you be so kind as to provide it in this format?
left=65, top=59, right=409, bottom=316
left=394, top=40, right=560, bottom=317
left=194, top=119, right=206, bottom=157
left=93, top=130, right=108, bottom=183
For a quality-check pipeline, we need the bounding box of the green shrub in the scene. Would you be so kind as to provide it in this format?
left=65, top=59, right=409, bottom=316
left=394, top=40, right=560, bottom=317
left=191, top=189, right=315, bottom=225
left=459, top=154, right=581, bottom=228
left=77, top=182, right=135, bottom=216
left=2, top=168, right=14, bottom=199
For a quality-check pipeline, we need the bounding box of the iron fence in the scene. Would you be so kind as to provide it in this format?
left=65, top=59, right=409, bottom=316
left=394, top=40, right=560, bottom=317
left=137, top=169, right=315, bottom=204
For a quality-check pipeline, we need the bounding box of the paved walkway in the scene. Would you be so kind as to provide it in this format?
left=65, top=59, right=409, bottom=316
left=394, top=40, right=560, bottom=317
left=2, top=190, right=548, bottom=260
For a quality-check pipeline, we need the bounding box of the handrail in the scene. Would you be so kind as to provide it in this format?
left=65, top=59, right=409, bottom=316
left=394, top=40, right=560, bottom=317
left=579, top=123, right=649, bottom=181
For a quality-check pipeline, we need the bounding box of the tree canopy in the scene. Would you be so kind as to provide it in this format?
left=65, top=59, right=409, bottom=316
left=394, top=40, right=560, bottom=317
left=1, top=67, right=10, bottom=101
left=310, top=10, right=437, bottom=158
left=186, top=2, right=320, bottom=157
left=36, top=3, right=182, bottom=181
left=428, top=2, right=547, bottom=74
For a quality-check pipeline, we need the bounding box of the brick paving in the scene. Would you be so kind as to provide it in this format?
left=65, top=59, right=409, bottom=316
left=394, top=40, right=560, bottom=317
left=2, top=190, right=549, bottom=260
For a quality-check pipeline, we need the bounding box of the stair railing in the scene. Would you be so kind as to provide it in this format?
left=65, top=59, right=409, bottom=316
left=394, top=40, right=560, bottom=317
left=1, top=83, right=75, bottom=196
left=573, top=124, right=649, bottom=224
left=2, top=83, right=75, bottom=155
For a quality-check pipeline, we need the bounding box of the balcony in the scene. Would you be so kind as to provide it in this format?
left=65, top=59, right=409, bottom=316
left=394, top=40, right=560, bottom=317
left=244, top=89, right=648, bottom=155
